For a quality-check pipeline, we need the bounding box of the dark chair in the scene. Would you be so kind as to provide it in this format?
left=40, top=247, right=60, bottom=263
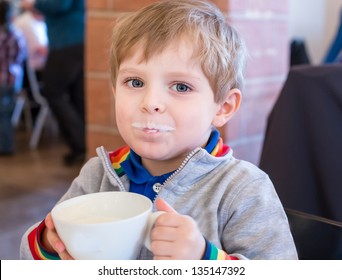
left=285, top=208, right=342, bottom=260
left=12, top=61, right=58, bottom=149
left=290, top=38, right=311, bottom=66
left=24, top=61, right=52, bottom=149
left=259, top=65, right=342, bottom=222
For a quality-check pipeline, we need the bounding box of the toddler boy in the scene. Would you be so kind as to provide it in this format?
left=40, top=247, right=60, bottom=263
left=21, top=0, right=297, bottom=260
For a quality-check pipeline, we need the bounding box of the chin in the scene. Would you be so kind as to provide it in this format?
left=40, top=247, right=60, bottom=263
left=133, top=144, right=172, bottom=160
left=138, top=148, right=165, bottom=160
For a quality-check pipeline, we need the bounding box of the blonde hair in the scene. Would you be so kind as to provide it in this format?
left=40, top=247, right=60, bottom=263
left=110, top=0, right=247, bottom=103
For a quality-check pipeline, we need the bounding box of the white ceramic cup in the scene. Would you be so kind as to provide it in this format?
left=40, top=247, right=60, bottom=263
left=51, top=192, right=163, bottom=260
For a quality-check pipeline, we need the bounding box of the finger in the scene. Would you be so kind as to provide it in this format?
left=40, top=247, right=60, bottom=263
left=45, top=221, right=65, bottom=254
left=155, top=198, right=177, bottom=213
left=46, top=228, right=73, bottom=259
left=44, top=213, right=73, bottom=259
left=155, top=212, right=191, bottom=228
left=47, top=230, right=66, bottom=254
left=151, top=225, right=179, bottom=242
left=59, top=250, right=74, bottom=260
left=45, top=213, right=55, bottom=230
left=151, top=240, right=174, bottom=257
left=45, top=213, right=64, bottom=252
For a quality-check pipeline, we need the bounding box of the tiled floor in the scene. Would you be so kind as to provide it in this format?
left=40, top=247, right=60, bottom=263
left=0, top=127, right=83, bottom=259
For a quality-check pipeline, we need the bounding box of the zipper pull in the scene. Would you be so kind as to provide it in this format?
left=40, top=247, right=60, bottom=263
left=153, top=183, right=162, bottom=193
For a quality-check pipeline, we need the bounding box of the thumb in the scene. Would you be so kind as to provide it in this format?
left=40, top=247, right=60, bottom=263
left=155, top=198, right=177, bottom=213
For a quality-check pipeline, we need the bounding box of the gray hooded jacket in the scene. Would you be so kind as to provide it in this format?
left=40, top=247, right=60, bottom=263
left=20, top=146, right=298, bottom=260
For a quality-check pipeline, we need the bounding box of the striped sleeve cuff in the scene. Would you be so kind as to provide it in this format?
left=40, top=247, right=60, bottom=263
left=202, top=238, right=238, bottom=260
left=27, top=220, right=60, bottom=260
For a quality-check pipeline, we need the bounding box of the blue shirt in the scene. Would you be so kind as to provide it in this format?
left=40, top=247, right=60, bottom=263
left=121, top=129, right=220, bottom=201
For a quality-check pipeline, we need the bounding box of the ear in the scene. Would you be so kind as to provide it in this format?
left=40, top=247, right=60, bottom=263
left=212, top=88, right=241, bottom=128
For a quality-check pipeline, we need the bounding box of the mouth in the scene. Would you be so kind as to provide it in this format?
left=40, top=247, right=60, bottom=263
left=131, top=122, right=175, bottom=133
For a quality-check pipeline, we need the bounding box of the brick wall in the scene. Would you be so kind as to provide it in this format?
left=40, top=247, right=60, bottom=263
left=226, top=0, right=289, bottom=164
left=86, top=0, right=289, bottom=165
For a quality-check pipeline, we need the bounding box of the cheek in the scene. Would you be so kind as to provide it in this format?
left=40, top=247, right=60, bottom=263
left=115, top=96, right=137, bottom=129
left=115, top=100, right=129, bottom=129
left=115, top=111, right=129, bottom=140
left=176, top=103, right=217, bottom=124
left=115, top=94, right=131, bottom=114
left=116, top=108, right=130, bottom=127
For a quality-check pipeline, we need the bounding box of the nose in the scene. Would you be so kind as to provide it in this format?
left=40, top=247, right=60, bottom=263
left=140, top=87, right=166, bottom=113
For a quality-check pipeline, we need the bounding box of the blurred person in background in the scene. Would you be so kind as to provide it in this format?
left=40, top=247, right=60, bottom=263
left=14, top=5, right=48, bottom=72
left=0, top=0, right=26, bottom=155
left=14, top=3, right=48, bottom=121
left=21, top=0, right=86, bottom=166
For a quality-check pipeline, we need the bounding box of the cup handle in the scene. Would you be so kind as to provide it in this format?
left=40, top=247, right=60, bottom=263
left=144, top=211, right=165, bottom=251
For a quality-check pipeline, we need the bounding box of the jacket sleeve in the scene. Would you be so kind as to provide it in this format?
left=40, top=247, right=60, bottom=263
left=202, top=239, right=238, bottom=260
left=55, top=157, right=107, bottom=202
left=26, top=220, right=60, bottom=260
left=220, top=174, right=298, bottom=260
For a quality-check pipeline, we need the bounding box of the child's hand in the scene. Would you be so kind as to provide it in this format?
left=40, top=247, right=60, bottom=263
left=43, top=213, right=74, bottom=260
left=151, top=198, right=206, bottom=260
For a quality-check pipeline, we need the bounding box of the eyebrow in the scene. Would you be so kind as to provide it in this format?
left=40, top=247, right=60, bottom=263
left=118, top=67, right=202, bottom=81
left=167, top=72, right=202, bottom=82
left=117, top=67, right=139, bottom=74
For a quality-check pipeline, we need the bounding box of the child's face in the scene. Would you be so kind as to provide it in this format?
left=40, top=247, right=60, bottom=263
left=113, top=40, right=224, bottom=172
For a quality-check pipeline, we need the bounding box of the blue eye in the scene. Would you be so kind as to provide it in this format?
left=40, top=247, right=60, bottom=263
left=172, top=83, right=191, bottom=92
left=127, top=79, right=144, bottom=88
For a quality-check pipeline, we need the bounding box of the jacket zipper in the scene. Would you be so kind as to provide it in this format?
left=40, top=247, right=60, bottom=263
left=98, top=146, right=201, bottom=198
left=97, top=146, right=126, bottom=192
left=152, top=147, right=201, bottom=202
